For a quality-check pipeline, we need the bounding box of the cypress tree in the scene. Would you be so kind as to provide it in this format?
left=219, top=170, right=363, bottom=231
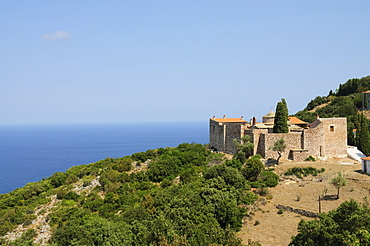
left=357, top=113, right=370, bottom=155
left=273, top=98, right=289, bottom=133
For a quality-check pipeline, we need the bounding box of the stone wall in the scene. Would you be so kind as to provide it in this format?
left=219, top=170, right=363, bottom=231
left=209, top=120, right=244, bottom=153
left=225, top=123, right=243, bottom=154
left=289, top=150, right=309, bottom=162
left=210, top=117, right=348, bottom=159
left=246, top=128, right=268, bottom=156
left=303, top=118, right=347, bottom=158
left=321, top=118, right=347, bottom=157
left=363, top=93, right=370, bottom=110
left=303, top=121, right=324, bottom=157
left=258, top=132, right=302, bottom=159
left=209, top=120, right=225, bottom=152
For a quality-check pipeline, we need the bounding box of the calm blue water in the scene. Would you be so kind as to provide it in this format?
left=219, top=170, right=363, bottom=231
left=0, top=122, right=208, bottom=194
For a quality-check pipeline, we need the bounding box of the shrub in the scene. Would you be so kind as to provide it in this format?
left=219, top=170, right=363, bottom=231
left=64, top=191, right=80, bottom=202
left=250, top=171, right=279, bottom=188
left=49, top=172, right=68, bottom=188
left=65, top=174, right=79, bottom=185
left=305, top=156, right=316, bottom=162
left=160, top=179, right=171, bottom=188
left=242, top=155, right=264, bottom=181
left=284, top=167, right=325, bottom=179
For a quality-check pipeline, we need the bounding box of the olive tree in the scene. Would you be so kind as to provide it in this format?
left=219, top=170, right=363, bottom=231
left=330, top=172, right=347, bottom=199
left=270, top=138, right=286, bottom=164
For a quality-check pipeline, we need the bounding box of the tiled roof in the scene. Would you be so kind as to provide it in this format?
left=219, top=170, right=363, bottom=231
left=211, top=118, right=247, bottom=123
left=361, top=156, right=370, bottom=160
left=363, top=91, right=370, bottom=94
left=288, top=117, right=306, bottom=125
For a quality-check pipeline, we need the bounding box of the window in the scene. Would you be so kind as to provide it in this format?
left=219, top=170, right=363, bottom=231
left=330, top=125, right=335, bottom=132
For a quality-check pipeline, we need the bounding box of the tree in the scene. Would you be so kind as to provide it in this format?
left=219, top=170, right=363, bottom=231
left=241, top=155, right=264, bottom=181
left=270, top=138, right=286, bottom=164
left=290, top=199, right=370, bottom=246
left=273, top=98, right=289, bottom=133
left=330, top=172, right=347, bottom=199
left=356, top=113, right=370, bottom=155
left=233, top=135, right=254, bottom=163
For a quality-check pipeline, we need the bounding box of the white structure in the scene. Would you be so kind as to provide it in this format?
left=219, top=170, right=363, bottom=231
left=361, top=156, right=370, bottom=174
left=347, top=146, right=365, bottom=162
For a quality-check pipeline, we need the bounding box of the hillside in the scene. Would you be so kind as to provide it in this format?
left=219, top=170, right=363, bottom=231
left=238, top=157, right=369, bottom=245
left=2, top=144, right=370, bottom=246
left=0, top=143, right=277, bottom=246
left=292, top=75, right=370, bottom=154
left=2, top=75, right=370, bottom=245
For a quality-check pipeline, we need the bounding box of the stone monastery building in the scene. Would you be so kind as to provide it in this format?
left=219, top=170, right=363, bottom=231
left=209, top=111, right=347, bottom=161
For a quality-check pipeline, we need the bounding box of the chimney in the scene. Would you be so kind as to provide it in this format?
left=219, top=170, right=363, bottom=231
left=252, top=117, right=256, bottom=125
left=212, top=116, right=215, bottom=120
left=223, top=115, right=226, bottom=119
left=240, top=116, right=244, bottom=121
left=250, top=118, right=252, bottom=124
left=316, top=115, right=320, bottom=120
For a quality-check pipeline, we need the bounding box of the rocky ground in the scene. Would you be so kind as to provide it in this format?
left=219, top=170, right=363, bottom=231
left=2, top=177, right=101, bottom=245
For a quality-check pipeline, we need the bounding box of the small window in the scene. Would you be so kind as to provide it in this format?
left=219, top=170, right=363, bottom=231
left=330, top=125, right=335, bottom=132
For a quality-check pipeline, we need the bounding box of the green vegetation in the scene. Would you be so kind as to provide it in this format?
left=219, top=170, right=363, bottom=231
left=273, top=98, right=289, bottom=133
left=356, top=113, right=370, bottom=155
left=233, top=135, right=254, bottom=163
left=284, top=167, right=325, bottom=179
left=0, top=143, right=278, bottom=245
left=242, top=155, right=264, bottom=181
left=270, top=138, right=286, bottom=164
left=292, top=75, right=370, bottom=154
left=290, top=199, right=370, bottom=245
left=305, top=156, right=316, bottom=162
left=330, top=172, right=347, bottom=199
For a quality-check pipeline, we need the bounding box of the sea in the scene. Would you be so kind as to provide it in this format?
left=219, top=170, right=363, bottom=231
left=0, top=121, right=208, bottom=194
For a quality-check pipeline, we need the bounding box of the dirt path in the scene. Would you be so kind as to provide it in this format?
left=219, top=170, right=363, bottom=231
left=238, top=158, right=370, bottom=246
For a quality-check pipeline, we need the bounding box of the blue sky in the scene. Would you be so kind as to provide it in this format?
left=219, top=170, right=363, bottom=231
left=1, top=1, right=370, bottom=124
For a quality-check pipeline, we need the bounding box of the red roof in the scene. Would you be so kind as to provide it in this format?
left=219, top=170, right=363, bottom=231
left=361, top=156, right=370, bottom=160
left=288, top=117, right=306, bottom=125
left=211, top=118, right=246, bottom=123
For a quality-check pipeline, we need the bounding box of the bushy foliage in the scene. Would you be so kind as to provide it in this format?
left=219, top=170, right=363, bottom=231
left=233, top=135, right=254, bottom=163
left=290, top=199, right=370, bottom=246
left=250, top=171, right=279, bottom=188
left=305, top=156, right=316, bottom=162
left=0, top=143, right=275, bottom=245
left=0, top=229, right=37, bottom=246
left=204, top=164, right=246, bottom=190
left=242, top=155, right=264, bottom=181
left=293, top=110, right=317, bottom=123
left=284, top=167, right=325, bottom=179
left=305, top=96, right=330, bottom=111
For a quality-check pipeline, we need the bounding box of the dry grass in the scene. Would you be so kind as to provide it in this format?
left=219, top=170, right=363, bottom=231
left=238, top=157, right=370, bottom=246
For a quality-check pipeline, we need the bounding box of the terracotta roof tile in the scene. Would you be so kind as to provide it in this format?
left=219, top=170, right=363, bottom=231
left=211, top=118, right=247, bottom=123
left=361, top=156, right=370, bottom=160
left=288, top=117, right=306, bottom=125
